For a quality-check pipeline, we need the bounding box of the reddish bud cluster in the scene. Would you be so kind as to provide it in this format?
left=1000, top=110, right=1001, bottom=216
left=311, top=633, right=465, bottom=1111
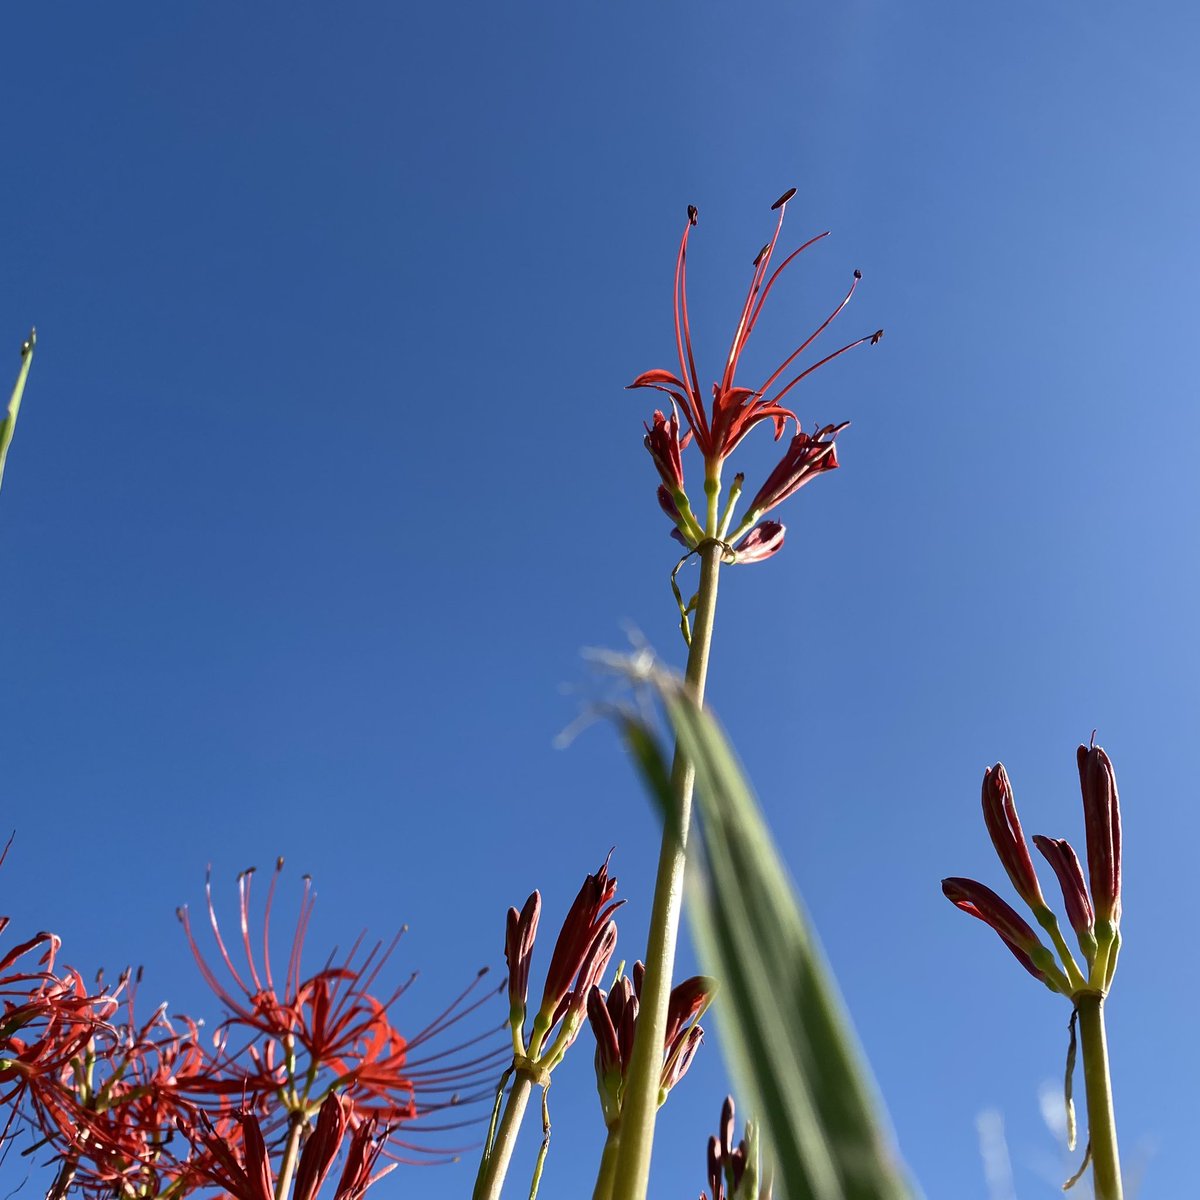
left=942, top=738, right=1124, bottom=995
left=586, top=960, right=713, bottom=1126
left=502, top=856, right=623, bottom=1068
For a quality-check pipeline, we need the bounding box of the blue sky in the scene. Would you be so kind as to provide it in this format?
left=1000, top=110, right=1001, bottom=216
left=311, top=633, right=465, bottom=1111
left=2, top=2, right=1198, bottom=1197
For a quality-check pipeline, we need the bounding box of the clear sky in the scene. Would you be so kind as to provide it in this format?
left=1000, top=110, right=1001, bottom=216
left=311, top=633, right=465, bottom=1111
left=2, top=3, right=1198, bottom=1197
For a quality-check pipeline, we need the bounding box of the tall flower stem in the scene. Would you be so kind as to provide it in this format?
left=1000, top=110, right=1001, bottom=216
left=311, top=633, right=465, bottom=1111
left=1076, top=991, right=1122, bottom=1200
left=590, top=1126, right=622, bottom=1200
left=472, top=1069, right=536, bottom=1200
left=610, top=534, right=723, bottom=1200
left=274, top=1113, right=306, bottom=1200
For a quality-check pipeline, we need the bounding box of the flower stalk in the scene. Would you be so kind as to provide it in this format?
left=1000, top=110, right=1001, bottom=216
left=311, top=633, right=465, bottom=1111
left=1076, top=991, right=1122, bottom=1200
left=609, top=534, right=723, bottom=1199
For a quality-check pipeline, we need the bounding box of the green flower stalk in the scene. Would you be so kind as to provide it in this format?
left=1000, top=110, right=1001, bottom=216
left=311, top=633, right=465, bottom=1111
left=942, top=738, right=1124, bottom=1200
left=473, top=859, right=622, bottom=1200
left=587, top=964, right=714, bottom=1200
left=612, top=191, right=881, bottom=1200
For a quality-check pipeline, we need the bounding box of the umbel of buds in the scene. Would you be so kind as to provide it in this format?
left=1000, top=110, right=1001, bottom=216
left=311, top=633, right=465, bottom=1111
left=504, top=856, right=623, bottom=1074
left=702, top=1096, right=773, bottom=1200
left=587, top=961, right=714, bottom=1128
left=942, top=737, right=1123, bottom=998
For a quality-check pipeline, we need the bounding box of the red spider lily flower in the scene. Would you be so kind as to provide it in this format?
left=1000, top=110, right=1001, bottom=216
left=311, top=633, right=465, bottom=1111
left=45, top=972, right=230, bottom=1200
left=1033, top=835, right=1096, bottom=954
left=587, top=961, right=713, bottom=1125
left=178, top=861, right=508, bottom=1162
left=1078, top=739, right=1121, bottom=928
left=979, top=764, right=1047, bottom=911
left=0, top=914, right=117, bottom=1154
left=629, top=191, right=880, bottom=467
left=941, top=878, right=1068, bottom=992
left=741, top=421, right=850, bottom=522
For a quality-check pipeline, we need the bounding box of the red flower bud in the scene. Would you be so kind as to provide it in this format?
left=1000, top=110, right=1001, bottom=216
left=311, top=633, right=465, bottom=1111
left=1032, top=835, right=1095, bottom=946
left=941, top=877, right=1048, bottom=982
left=980, top=764, right=1046, bottom=910
left=504, top=892, right=541, bottom=1022
left=1077, top=740, right=1121, bottom=926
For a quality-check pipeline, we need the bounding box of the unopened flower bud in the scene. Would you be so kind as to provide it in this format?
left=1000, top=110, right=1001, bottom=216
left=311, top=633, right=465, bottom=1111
left=980, top=763, right=1045, bottom=910
left=1077, top=739, right=1121, bottom=927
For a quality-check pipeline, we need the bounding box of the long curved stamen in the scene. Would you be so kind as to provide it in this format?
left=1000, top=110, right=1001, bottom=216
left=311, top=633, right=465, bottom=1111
left=261, top=859, right=286, bottom=998
left=721, top=199, right=791, bottom=391
left=757, top=269, right=861, bottom=401
left=287, top=875, right=316, bottom=1003
left=674, top=209, right=702, bottom=408
left=744, top=230, right=831, bottom=343
left=771, top=328, right=882, bottom=407
left=237, top=868, right=266, bottom=996
left=205, top=868, right=254, bottom=1000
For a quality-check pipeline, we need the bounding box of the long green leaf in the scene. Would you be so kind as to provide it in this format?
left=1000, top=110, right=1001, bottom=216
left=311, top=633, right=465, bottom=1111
left=620, top=668, right=914, bottom=1200
left=0, top=328, right=36, bottom=499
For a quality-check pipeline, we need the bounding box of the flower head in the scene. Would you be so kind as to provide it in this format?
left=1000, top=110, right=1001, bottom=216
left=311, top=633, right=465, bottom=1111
left=630, top=192, right=877, bottom=467
left=587, top=961, right=713, bottom=1126
left=501, top=856, right=623, bottom=1072
left=178, top=861, right=508, bottom=1161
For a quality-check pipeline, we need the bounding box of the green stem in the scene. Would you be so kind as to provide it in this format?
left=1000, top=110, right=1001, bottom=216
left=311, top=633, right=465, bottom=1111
left=590, top=1125, right=622, bottom=1200
left=1076, top=992, right=1122, bottom=1200
left=472, top=1069, right=536, bottom=1200
left=274, top=1113, right=306, bottom=1200
left=609, top=537, right=723, bottom=1200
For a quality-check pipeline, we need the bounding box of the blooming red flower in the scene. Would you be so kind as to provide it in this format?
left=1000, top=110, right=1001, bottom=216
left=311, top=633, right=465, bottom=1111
left=178, top=861, right=508, bottom=1161
left=629, top=192, right=880, bottom=467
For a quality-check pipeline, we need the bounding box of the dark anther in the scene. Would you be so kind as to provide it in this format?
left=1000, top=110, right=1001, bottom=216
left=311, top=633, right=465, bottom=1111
left=770, top=187, right=797, bottom=210
left=854, top=269, right=862, bottom=280
left=870, top=329, right=884, bottom=345
left=752, top=243, right=770, bottom=267
left=687, top=205, right=699, bottom=226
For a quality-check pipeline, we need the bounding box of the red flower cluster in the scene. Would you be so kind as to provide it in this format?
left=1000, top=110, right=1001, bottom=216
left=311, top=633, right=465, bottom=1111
left=1, top=849, right=507, bottom=1200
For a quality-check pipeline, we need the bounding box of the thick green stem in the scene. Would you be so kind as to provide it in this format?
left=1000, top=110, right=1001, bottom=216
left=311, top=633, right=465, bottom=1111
left=610, top=538, right=723, bottom=1200
left=1076, top=992, right=1122, bottom=1200
left=590, top=1125, right=622, bottom=1200
left=473, top=1069, right=536, bottom=1200
left=274, top=1113, right=306, bottom=1200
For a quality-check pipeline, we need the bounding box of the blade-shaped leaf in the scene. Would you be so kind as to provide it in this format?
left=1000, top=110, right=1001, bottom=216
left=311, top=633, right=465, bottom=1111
left=621, top=667, right=914, bottom=1200
left=0, top=329, right=36, bottom=499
